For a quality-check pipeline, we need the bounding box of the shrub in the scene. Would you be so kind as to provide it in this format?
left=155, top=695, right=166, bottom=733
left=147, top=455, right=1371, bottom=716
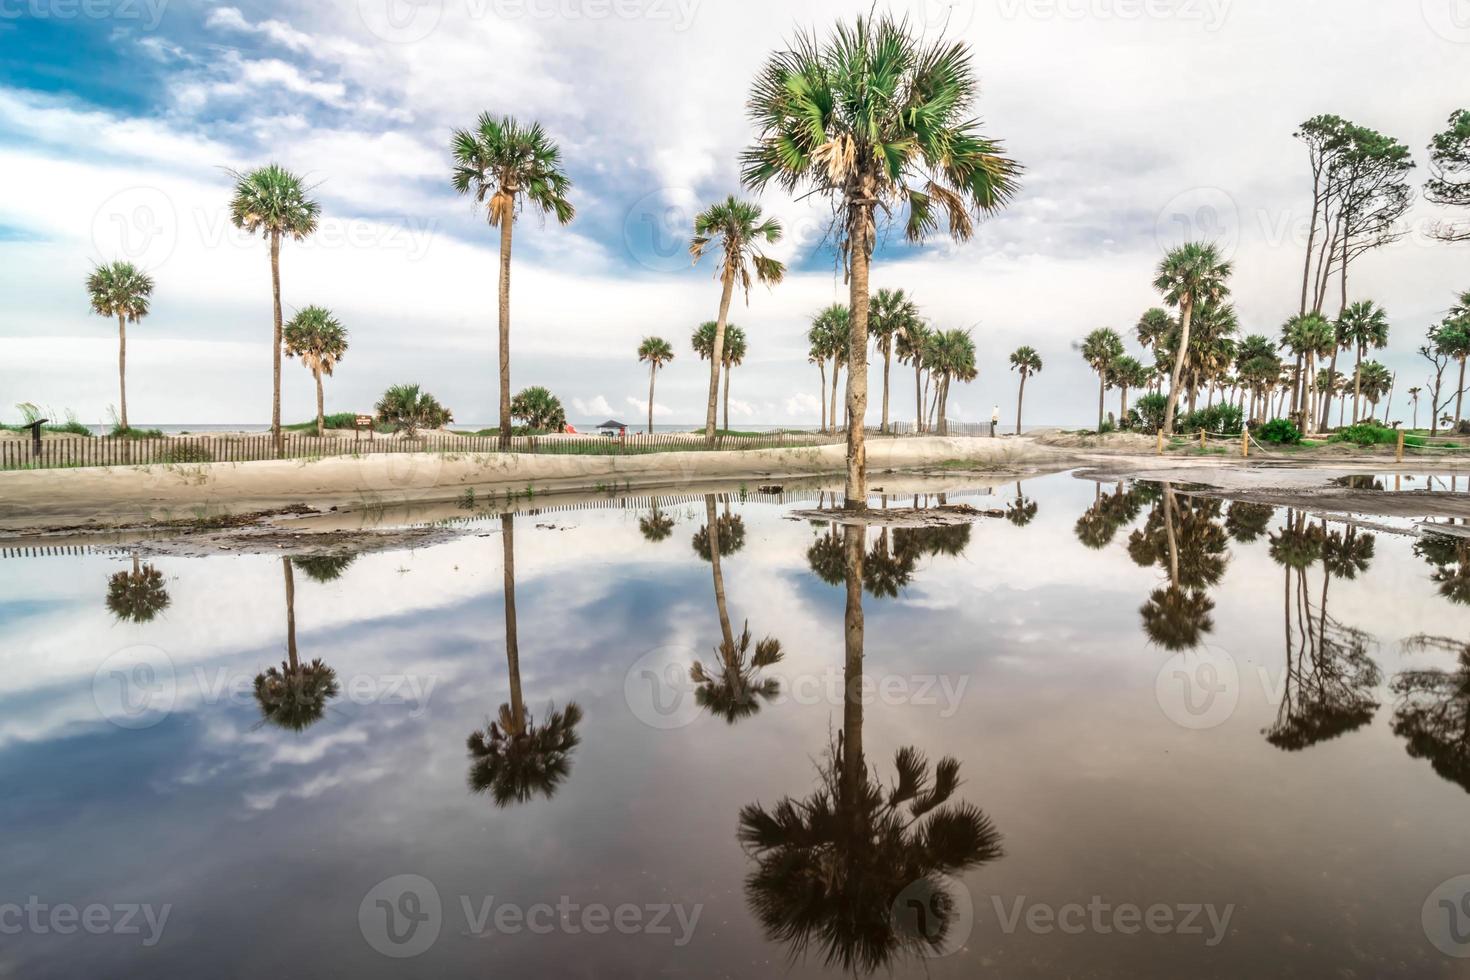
left=375, top=384, right=453, bottom=435
left=112, top=426, right=166, bottom=439
left=1135, top=393, right=1168, bottom=432
left=1097, top=420, right=1117, bottom=435
left=1178, top=403, right=1243, bottom=436
left=286, top=412, right=361, bottom=432
left=510, top=386, right=567, bottom=432
left=1330, top=422, right=1396, bottom=447
left=1258, top=418, right=1302, bottom=445
left=162, top=443, right=213, bottom=464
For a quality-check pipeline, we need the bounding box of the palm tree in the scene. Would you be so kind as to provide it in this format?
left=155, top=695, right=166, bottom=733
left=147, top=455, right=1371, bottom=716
left=1008, top=346, right=1042, bottom=435
left=869, top=288, right=920, bottom=433
left=509, top=386, right=565, bottom=432
left=807, top=319, right=832, bottom=433
left=1409, top=386, right=1423, bottom=429
left=637, top=336, right=675, bottom=435
left=1135, top=308, right=1175, bottom=392
left=450, top=115, right=575, bottom=449
left=742, top=13, right=1020, bottom=508
left=282, top=306, right=348, bottom=438
left=1111, top=354, right=1149, bottom=423
left=85, top=261, right=153, bottom=432
left=639, top=506, right=675, bottom=542
left=721, top=326, right=748, bottom=434
left=808, top=304, right=851, bottom=433
left=467, top=513, right=583, bottom=805
left=739, top=523, right=1003, bottom=973
left=375, top=383, right=452, bottom=436
left=105, top=553, right=170, bottom=623
left=253, top=557, right=339, bottom=731
left=1280, top=314, right=1336, bottom=434
left=1154, top=242, right=1232, bottom=436
left=1236, top=333, right=1280, bottom=422
left=1080, top=328, right=1124, bottom=431
left=928, top=329, right=977, bottom=434
left=1358, top=361, right=1393, bottom=421
left=1337, top=300, right=1390, bottom=424
left=1440, top=292, right=1470, bottom=426
left=228, top=165, right=321, bottom=454
left=896, top=320, right=932, bottom=433
left=690, top=197, right=784, bottom=445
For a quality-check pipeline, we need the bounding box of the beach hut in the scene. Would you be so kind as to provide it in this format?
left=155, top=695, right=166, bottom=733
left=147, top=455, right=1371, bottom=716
left=596, top=420, right=628, bottom=438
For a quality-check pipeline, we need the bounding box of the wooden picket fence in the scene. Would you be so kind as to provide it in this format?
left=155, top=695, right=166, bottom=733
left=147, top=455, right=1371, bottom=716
left=0, top=429, right=852, bottom=472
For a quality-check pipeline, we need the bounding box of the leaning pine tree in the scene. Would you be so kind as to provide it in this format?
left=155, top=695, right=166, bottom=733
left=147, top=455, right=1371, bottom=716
left=741, top=14, right=1019, bottom=510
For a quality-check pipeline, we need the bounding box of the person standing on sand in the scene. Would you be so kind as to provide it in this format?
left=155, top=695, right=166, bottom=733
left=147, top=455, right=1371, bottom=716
left=991, top=405, right=1001, bottom=437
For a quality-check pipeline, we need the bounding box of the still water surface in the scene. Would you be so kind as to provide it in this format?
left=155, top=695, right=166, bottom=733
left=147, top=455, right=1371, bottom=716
left=2, top=471, right=1469, bottom=977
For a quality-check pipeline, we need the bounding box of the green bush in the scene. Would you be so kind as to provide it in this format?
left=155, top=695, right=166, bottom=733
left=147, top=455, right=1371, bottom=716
left=112, top=426, right=166, bottom=439
left=286, top=412, right=361, bottom=432
left=162, top=444, right=214, bottom=464
left=1097, top=420, right=1117, bottom=435
left=510, top=386, right=567, bottom=432
left=1258, top=418, right=1302, bottom=445
left=375, top=384, right=453, bottom=435
left=1135, top=393, right=1168, bottom=432
left=1330, top=422, right=1396, bottom=447
left=1179, top=403, right=1244, bottom=436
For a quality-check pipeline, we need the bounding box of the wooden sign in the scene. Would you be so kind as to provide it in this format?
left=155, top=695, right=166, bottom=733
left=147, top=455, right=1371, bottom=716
left=354, top=414, right=374, bottom=440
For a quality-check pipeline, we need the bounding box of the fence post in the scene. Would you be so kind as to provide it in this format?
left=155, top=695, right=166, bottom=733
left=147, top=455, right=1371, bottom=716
left=1199, top=429, right=1206, bottom=451
left=1242, top=429, right=1249, bottom=459
left=1396, top=429, right=1405, bottom=463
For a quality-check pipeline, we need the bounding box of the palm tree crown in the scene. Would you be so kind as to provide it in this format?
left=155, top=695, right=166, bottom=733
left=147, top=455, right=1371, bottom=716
left=690, top=196, right=785, bottom=299
left=283, top=306, right=348, bottom=377
left=639, top=336, right=674, bottom=367
left=228, top=164, right=321, bottom=240
left=1009, top=345, right=1042, bottom=377
left=450, top=114, right=575, bottom=226
left=86, top=261, right=153, bottom=323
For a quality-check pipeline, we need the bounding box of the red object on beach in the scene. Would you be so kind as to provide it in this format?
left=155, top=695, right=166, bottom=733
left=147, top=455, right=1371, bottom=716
left=564, top=424, right=577, bottom=434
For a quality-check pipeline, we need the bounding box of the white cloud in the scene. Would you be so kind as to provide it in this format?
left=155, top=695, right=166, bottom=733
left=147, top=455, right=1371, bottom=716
left=573, top=396, right=615, bottom=418
left=625, top=395, right=672, bottom=418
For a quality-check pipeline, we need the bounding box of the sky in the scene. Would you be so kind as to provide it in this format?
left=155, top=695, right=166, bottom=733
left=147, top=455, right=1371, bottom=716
left=0, top=0, right=1467, bottom=428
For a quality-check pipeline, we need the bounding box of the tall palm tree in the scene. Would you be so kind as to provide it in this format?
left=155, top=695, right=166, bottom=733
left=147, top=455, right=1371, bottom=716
left=896, top=320, right=932, bottom=432
left=253, top=557, right=339, bottom=731
left=637, top=336, right=675, bottom=435
left=1154, top=242, right=1232, bottom=436
left=739, top=523, right=1003, bottom=972
left=690, top=196, right=785, bottom=444
left=1135, top=308, right=1175, bottom=393
left=1281, top=314, right=1336, bottom=434
left=1409, top=386, right=1423, bottom=429
left=1337, top=300, right=1390, bottom=424
left=742, top=13, right=1019, bottom=509
left=807, top=318, right=832, bottom=433
left=85, top=261, right=153, bottom=432
left=105, top=553, right=170, bottom=623
left=1111, top=354, right=1148, bottom=422
left=928, top=328, right=976, bottom=434
left=1358, top=361, right=1393, bottom=421
left=721, top=326, right=748, bottom=434
left=1080, top=328, right=1124, bottom=431
left=466, top=513, right=583, bottom=805
left=228, top=164, right=321, bottom=454
left=808, top=304, right=852, bottom=433
left=1008, top=345, right=1042, bottom=435
left=868, top=288, right=919, bottom=434
left=282, top=306, right=348, bottom=438
left=450, top=115, right=575, bottom=449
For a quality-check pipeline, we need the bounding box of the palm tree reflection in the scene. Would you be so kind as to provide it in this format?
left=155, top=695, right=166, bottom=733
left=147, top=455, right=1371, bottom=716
left=1415, top=532, right=1470, bottom=606
left=740, top=523, right=1003, bottom=973
left=1074, top=483, right=1142, bottom=550
left=638, top=504, right=675, bottom=543
left=105, top=553, right=171, bottom=623
left=466, top=513, right=583, bottom=805
left=1129, top=486, right=1226, bottom=650
left=691, top=495, right=783, bottom=723
left=1391, top=636, right=1470, bottom=791
left=1005, top=482, right=1038, bottom=527
left=253, top=557, right=340, bottom=732
left=293, top=554, right=357, bottom=583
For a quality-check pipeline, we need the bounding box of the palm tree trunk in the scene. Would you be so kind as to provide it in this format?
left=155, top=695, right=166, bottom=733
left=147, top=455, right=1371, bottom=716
left=1457, top=356, right=1467, bottom=427
left=1163, top=302, right=1193, bottom=436
left=881, top=338, right=892, bottom=434
left=502, top=514, right=524, bottom=730
left=830, top=359, right=841, bottom=436
left=498, top=215, right=515, bottom=450
left=270, top=230, right=283, bottom=456
left=647, top=362, right=656, bottom=435
left=845, top=225, right=871, bottom=511
left=915, top=363, right=923, bottom=433
left=282, top=556, right=298, bottom=673
left=1015, top=372, right=1026, bottom=436
left=1320, top=341, right=1341, bottom=431
left=1097, top=373, right=1105, bottom=432
left=1163, top=487, right=1180, bottom=588
left=723, top=361, right=731, bottom=434
left=706, top=496, right=734, bottom=651
left=704, top=267, right=735, bottom=445
left=1121, top=384, right=1130, bottom=421
left=314, top=367, right=325, bottom=438
left=818, top=363, right=827, bottom=433
left=116, top=312, right=128, bottom=431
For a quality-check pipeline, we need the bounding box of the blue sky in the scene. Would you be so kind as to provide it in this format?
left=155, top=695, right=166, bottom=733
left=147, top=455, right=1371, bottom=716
left=1, top=0, right=1468, bottom=426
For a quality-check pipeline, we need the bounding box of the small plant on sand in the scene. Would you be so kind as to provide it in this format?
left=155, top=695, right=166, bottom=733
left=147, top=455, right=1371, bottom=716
left=1330, top=422, right=1397, bottom=447
left=375, top=383, right=453, bottom=435
left=1258, top=418, right=1302, bottom=445
left=1135, top=393, right=1168, bottom=433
